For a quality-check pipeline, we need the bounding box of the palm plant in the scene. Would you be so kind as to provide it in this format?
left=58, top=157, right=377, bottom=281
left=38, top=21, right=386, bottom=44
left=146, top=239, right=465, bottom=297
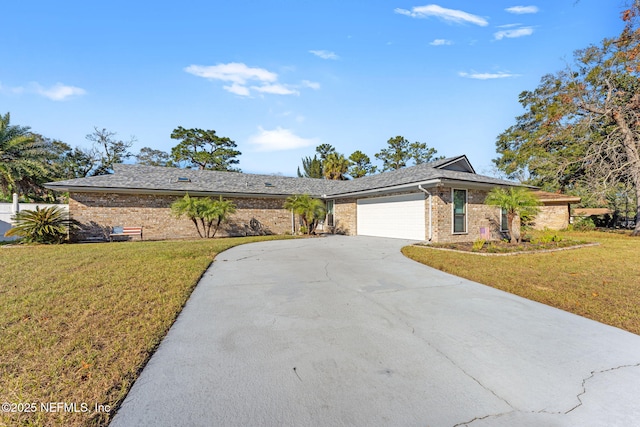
left=323, top=152, right=350, bottom=180
left=171, top=193, right=204, bottom=237
left=171, top=194, right=237, bottom=238
left=5, top=206, right=73, bottom=244
left=206, top=196, right=237, bottom=238
left=284, top=194, right=326, bottom=234
left=485, top=187, right=540, bottom=244
left=0, top=113, right=57, bottom=197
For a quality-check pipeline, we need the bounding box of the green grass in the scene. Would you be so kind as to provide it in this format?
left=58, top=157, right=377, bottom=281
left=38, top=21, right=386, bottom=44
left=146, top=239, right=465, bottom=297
left=403, top=231, right=640, bottom=336
left=0, top=236, right=294, bottom=427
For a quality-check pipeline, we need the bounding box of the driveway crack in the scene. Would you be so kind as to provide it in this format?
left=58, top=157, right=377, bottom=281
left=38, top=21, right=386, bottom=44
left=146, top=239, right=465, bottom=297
left=323, top=261, right=332, bottom=282
left=453, top=411, right=515, bottom=426
left=564, top=362, right=640, bottom=414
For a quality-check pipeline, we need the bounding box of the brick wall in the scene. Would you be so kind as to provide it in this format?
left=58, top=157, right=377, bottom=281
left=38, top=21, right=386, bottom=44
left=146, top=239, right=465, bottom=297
left=431, top=187, right=502, bottom=243
left=333, top=198, right=357, bottom=235
left=532, top=203, right=570, bottom=230
left=69, top=192, right=292, bottom=241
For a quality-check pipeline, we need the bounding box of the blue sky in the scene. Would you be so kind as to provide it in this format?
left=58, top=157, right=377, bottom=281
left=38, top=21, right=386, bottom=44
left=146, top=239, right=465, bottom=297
left=1, top=1, right=624, bottom=177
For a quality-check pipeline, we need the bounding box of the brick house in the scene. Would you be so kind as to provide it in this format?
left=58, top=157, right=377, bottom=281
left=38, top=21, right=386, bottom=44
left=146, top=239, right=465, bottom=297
left=45, top=155, right=579, bottom=243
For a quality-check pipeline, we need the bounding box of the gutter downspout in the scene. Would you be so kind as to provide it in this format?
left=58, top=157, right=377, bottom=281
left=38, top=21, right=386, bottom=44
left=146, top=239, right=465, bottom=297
left=418, top=185, right=432, bottom=242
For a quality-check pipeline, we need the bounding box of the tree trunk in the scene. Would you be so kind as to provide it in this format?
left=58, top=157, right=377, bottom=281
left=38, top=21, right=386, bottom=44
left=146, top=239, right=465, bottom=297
left=507, top=213, right=517, bottom=244
left=211, top=218, right=222, bottom=238
left=612, top=109, right=640, bottom=236
left=191, top=218, right=203, bottom=238
left=634, top=184, right=640, bottom=236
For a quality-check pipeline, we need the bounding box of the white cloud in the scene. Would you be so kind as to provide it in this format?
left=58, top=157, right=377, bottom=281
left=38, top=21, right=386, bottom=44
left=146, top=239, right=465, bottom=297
left=252, top=84, right=299, bottom=96
left=494, top=27, right=534, bottom=40
left=459, top=71, right=519, bottom=79
left=505, top=5, right=539, bottom=14
left=33, top=83, right=86, bottom=100
left=186, top=62, right=317, bottom=97
left=430, top=38, right=453, bottom=46
left=223, top=83, right=251, bottom=96
left=394, top=4, right=488, bottom=26
left=309, top=50, right=339, bottom=60
left=185, top=63, right=277, bottom=84
left=302, top=80, right=320, bottom=90
left=0, top=82, right=24, bottom=95
left=248, top=127, right=318, bottom=151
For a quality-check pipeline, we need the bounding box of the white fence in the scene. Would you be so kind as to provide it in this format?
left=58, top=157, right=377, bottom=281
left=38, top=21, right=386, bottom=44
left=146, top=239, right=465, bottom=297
left=0, top=195, right=69, bottom=241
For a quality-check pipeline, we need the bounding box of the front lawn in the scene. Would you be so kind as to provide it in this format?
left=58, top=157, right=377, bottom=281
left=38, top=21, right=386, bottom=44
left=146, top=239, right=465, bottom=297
left=0, top=236, right=294, bottom=427
left=403, top=231, right=640, bottom=336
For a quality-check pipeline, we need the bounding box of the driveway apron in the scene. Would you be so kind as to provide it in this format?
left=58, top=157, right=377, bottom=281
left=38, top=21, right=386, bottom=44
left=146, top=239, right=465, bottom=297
left=111, top=236, right=640, bottom=427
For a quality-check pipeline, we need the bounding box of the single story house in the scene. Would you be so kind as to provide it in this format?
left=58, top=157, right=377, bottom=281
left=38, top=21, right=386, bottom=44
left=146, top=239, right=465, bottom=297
left=44, top=155, right=579, bottom=243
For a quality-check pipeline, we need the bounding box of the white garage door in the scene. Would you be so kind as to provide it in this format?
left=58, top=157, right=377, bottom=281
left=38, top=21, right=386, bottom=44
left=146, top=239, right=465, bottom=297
left=357, top=193, right=426, bottom=240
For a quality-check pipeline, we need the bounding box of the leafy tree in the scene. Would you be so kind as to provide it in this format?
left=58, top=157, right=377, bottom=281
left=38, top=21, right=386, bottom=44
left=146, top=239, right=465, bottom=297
left=375, top=136, right=439, bottom=171
left=348, top=150, right=377, bottom=178
left=297, top=155, right=323, bottom=178
left=315, top=144, right=336, bottom=161
left=4, top=206, right=75, bottom=244
left=0, top=113, right=60, bottom=199
left=485, top=187, right=540, bottom=244
left=86, top=127, right=134, bottom=175
left=58, top=146, right=97, bottom=179
left=171, top=194, right=237, bottom=238
left=323, top=152, right=350, bottom=180
left=135, top=147, right=174, bottom=167
left=494, top=2, right=640, bottom=235
left=284, top=194, right=326, bottom=234
left=409, top=141, right=438, bottom=165
left=170, top=126, right=241, bottom=171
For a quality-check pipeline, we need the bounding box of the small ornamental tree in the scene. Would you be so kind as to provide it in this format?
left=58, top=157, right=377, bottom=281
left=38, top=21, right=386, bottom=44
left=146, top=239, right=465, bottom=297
left=485, top=187, right=541, bottom=244
left=284, top=194, right=326, bottom=235
left=5, top=206, right=74, bottom=244
left=171, top=193, right=204, bottom=237
left=208, top=196, right=237, bottom=238
left=171, top=194, right=236, bottom=238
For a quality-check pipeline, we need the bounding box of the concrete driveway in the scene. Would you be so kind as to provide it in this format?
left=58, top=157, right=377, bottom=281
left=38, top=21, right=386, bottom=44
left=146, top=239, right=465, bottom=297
left=111, top=236, right=640, bottom=427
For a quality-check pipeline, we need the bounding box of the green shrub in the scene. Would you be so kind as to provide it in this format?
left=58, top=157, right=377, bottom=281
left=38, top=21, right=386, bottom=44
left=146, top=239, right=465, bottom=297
left=533, top=230, right=563, bottom=244
left=472, top=239, right=486, bottom=251
left=4, top=206, right=74, bottom=244
left=573, top=217, right=596, bottom=231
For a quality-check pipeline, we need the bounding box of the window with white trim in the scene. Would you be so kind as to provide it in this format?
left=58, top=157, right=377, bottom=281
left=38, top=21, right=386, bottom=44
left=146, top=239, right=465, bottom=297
left=453, top=189, right=467, bottom=233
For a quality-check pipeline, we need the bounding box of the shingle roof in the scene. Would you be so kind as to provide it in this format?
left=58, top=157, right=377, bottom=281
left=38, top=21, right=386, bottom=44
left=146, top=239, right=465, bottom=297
left=45, top=164, right=344, bottom=197
left=44, top=155, right=519, bottom=198
left=327, top=158, right=515, bottom=196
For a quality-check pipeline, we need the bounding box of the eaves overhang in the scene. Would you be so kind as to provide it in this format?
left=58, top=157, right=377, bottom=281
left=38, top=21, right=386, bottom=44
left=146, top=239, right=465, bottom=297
left=325, top=177, right=523, bottom=199
left=43, top=184, right=310, bottom=199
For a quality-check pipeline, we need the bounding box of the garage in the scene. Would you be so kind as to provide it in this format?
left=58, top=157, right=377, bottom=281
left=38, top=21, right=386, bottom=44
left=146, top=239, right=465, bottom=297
left=356, top=193, right=426, bottom=240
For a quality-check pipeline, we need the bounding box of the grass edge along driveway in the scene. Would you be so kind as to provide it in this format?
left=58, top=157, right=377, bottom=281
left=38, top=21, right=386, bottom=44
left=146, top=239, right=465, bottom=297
left=0, top=235, right=295, bottom=427
left=403, top=231, right=640, bottom=337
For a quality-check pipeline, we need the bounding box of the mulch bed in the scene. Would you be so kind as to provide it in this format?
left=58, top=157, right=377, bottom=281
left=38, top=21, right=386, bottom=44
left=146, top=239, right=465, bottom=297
left=418, top=239, right=599, bottom=256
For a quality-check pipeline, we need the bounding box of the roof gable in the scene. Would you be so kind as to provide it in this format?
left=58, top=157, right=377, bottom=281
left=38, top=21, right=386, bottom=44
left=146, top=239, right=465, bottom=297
left=430, top=155, right=476, bottom=173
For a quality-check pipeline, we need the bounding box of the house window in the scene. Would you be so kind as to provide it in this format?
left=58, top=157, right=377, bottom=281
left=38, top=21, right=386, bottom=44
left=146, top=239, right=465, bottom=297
left=453, top=189, right=467, bottom=233
left=501, top=208, right=508, bottom=231
left=326, top=200, right=335, bottom=227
